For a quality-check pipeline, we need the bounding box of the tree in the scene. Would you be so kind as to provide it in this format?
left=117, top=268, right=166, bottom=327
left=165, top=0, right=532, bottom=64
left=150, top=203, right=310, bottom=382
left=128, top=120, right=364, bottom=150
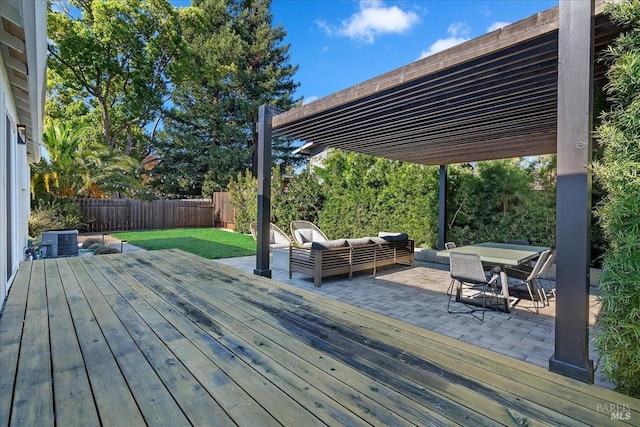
left=47, top=0, right=184, bottom=157
left=151, top=0, right=301, bottom=197
left=593, top=0, right=640, bottom=398
left=30, top=120, right=143, bottom=200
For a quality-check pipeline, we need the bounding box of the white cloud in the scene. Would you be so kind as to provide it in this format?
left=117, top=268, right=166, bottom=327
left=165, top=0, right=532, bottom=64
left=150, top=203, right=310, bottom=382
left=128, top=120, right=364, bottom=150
left=487, top=21, right=510, bottom=32
left=318, top=0, right=420, bottom=44
left=417, top=22, right=470, bottom=60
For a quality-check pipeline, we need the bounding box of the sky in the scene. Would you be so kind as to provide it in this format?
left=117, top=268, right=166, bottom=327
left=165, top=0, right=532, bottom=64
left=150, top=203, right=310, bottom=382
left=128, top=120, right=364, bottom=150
left=267, top=0, right=558, bottom=104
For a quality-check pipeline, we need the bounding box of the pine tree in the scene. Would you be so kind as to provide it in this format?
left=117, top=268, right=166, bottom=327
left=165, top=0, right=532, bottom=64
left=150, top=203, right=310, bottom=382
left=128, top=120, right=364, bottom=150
left=152, top=0, right=301, bottom=197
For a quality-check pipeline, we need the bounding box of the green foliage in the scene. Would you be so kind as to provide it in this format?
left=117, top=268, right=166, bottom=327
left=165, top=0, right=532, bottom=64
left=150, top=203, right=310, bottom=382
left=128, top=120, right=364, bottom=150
left=151, top=0, right=302, bottom=197
left=316, top=151, right=439, bottom=246
left=28, top=200, right=83, bottom=239
left=593, top=0, right=640, bottom=397
left=228, top=165, right=324, bottom=236
left=30, top=120, right=144, bottom=200
left=271, top=167, right=325, bottom=233
left=47, top=0, right=184, bottom=156
left=228, top=169, right=258, bottom=234
left=231, top=150, right=557, bottom=250
left=446, top=158, right=556, bottom=247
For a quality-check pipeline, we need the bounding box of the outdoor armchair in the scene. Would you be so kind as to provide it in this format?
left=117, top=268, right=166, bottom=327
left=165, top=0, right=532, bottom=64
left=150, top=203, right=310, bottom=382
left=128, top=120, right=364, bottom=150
left=447, top=252, right=500, bottom=321
left=250, top=221, right=291, bottom=249
left=290, top=220, right=329, bottom=247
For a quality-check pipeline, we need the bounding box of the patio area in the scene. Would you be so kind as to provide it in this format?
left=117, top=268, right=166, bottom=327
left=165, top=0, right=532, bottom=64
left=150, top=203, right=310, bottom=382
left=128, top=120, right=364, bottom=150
left=2, top=249, right=638, bottom=426
left=216, top=253, right=607, bottom=386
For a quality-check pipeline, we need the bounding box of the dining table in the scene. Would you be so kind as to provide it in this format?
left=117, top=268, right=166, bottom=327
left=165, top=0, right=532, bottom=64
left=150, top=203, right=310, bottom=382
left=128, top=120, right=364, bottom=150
left=436, top=242, right=550, bottom=312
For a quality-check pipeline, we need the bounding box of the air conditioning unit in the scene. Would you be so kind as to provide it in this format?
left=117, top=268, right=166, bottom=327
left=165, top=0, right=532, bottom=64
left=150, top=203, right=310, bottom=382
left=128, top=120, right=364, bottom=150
left=41, top=230, right=79, bottom=258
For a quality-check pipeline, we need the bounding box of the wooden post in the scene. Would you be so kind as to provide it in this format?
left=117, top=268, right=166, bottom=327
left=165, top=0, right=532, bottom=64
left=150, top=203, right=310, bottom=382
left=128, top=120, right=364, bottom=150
left=438, top=165, right=447, bottom=250
left=254, top=106, right=283, bottom=278
left=549, top=0, right=595, bottom=383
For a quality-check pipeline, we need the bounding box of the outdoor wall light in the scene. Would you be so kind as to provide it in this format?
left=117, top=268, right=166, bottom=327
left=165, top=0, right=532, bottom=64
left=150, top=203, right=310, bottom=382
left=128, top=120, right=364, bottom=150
left=16, top=124, right=26, bottom=145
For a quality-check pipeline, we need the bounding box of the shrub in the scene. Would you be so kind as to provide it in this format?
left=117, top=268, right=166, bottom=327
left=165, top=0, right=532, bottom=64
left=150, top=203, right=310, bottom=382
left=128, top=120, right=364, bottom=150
left=592, top=0, right=640, bottom=398
left=88, top=242, right=105, bottom=251
left=82, top=238, right=104, bottom=249
left=271, top=167, right=324, bottom=234
left=94, top=246, right=120, bottom=255
left=228, top=170, right=257, bottom=234
left=316, top=151, right=439, bottom=246
left=28, top=200, right=83, bottom=239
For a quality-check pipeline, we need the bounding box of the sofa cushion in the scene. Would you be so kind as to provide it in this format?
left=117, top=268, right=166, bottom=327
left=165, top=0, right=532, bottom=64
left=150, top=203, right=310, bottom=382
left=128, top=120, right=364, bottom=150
left=378, top=232, right=409, bottom=242
left=270, top=242, right=290, bottom=249
left=369, top=237, right=388, bottom=244
left=311, top=239, right=347, bottom=250
left=346, top=237, right=372, bottom=247
left=269, top=230, right=276, bottom=244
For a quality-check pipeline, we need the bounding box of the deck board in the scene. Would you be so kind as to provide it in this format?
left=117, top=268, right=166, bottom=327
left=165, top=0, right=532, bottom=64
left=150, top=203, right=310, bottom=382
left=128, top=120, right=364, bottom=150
left=99, top=251, right=433, bottom=427
left=46, top=259, right=100, bottom=427
left=0, top=262, right=30, bottom=427
left=60, top=258, right=146, bottom=426
left=1, top=249, right=639, bottom=427
left=10, top=260, right=54, bottom=427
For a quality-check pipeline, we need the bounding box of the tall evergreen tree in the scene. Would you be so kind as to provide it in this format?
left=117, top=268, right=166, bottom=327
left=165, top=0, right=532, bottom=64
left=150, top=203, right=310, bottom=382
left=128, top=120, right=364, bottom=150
left=152, top=0, right=301, bottom=196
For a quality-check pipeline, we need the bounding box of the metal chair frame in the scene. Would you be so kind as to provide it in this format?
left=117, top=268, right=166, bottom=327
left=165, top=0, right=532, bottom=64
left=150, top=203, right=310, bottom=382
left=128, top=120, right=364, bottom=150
left=447, top=252, right=500, bottom=321
left=505, top=249, right=552, bottom=313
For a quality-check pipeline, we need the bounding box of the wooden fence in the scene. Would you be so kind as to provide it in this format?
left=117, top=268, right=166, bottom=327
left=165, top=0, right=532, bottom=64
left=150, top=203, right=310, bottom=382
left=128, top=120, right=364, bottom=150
left=75, top=199, right=215, bottom=232
left=212, top=192, right=235, bottom=229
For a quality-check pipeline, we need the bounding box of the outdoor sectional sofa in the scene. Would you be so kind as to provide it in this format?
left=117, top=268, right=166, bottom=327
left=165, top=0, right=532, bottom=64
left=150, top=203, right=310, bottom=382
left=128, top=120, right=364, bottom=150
left=289, top=232, right=415, bottom=287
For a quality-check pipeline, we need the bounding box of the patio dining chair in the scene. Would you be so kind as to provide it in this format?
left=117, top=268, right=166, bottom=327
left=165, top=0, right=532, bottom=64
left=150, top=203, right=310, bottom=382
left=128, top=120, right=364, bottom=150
left=537, top=249, right=556, bottom=305
left=504, top=249, right=552, bottom=313
left=249, top=221, right=292, bottom=249
left=444, top=241, right=457, bottom=250
left=447, top=252, right=500, bottom=321
left=290, top=220, right=329, bottom=247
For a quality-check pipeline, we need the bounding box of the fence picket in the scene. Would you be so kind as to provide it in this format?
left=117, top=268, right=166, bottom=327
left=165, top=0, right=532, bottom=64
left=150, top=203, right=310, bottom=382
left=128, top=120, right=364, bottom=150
left=73, top=199, right=216, bottom=232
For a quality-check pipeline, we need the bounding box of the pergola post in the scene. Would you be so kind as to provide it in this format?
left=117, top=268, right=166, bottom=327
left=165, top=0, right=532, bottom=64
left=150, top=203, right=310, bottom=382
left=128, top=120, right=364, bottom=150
left=549, top=0, right=594, bottom=383
left=438, top=165, right=447, bottom=250
left=254, top=105, right=277, bottom=278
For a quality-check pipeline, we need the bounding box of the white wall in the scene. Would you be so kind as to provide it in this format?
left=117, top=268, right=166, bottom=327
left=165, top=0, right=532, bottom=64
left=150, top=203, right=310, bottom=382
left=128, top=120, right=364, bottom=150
left=0, top=54, right=31, bottom=311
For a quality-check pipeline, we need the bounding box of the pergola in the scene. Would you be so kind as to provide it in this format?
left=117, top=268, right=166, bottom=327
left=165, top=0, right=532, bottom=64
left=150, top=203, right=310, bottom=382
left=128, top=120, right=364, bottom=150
left=255, top=0, right=622, bottom=383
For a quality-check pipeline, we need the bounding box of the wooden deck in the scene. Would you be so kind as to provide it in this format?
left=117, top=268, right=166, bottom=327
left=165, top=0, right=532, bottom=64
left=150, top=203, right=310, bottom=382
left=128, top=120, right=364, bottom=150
left=1, top=250, right=638, bottom=426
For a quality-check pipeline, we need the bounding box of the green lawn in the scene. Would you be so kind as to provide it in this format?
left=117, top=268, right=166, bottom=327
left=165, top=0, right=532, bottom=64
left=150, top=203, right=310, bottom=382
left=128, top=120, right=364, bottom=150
left=110, top=228, right=256, bottom=259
